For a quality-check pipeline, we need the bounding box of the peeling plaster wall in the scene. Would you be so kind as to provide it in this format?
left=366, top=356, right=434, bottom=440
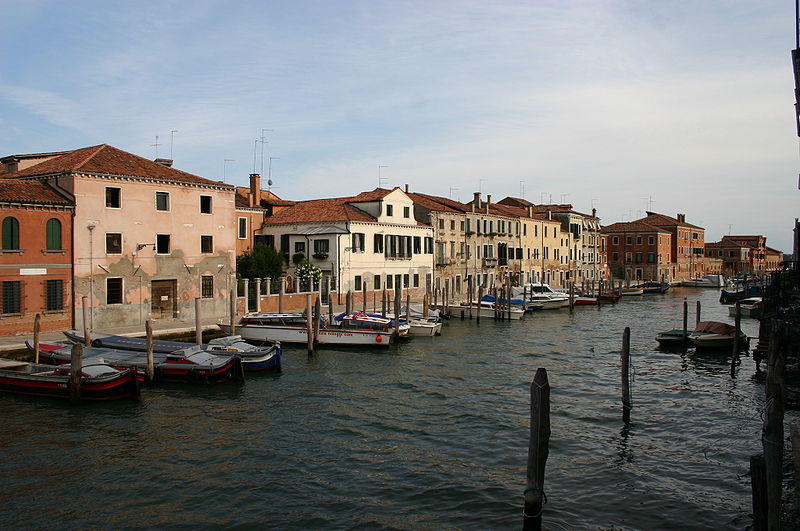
left=70, top=174, right=236, bottom=330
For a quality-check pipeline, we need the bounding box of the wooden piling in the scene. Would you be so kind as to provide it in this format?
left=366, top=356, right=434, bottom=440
left=195, top=297, right=202, bottom=345
left=33, top=313, right=41, bottom=364
left=468, top=277, right=473, bottom=320
left=763, top=321, right=785, bottom=529
left=696, top=300, right=701, bottom=325
left=70, top=343, right=83, bottom=403
left=622, top=327, right=632, bottom=423
left=477, top=286, right=483, bottom=324
left=328, top=291, right=333, bottom=325
left=751, top=454, right=768, bottom=531
left=423, top=293, right=429, bottom=318
left=229, top=288, right=236, bottom=335
left=523, top=367, right=550, bottom=531
left=382, top=289, right=387, bottom=317
left=362, top=284, right=367, bottom=313
left=314, top=296, right=321, bottom=347
left=146, top=319, right=154, bottom=383
left=346, top=290, right=353, bottom=315
left=306, top=294, right=313, bottom=355
left=433, top=287, right=438, bottom=312
left=732, top=301, right=741, bottom=376
left=682, top=298, right=688, bottom=339
left=507, top=276, right=512, bottom=321
left=569, top=283, right=574, bottom=311
left=406, top=292, right=411, bottom=324
left=278, top=276, right=285, bottom=313
left=393, top=283, right=401, bottom=341
left=82, top=295, right=91, bottom=346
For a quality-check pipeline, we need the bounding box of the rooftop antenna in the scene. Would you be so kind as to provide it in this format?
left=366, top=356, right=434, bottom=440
left=268, top=156, right=279, bottom=189
left=728, top=224, right=733, bottom=235
left=478, top=178, right=488, bottom=194
left=152, top=135, right=161, bottom=158
left=560, top=193, right=569, bottom=203
left=519, top=181, right=525, bottom=199
left=253, top=139, right=261, bottom=173
left=169, top=130, right=178, bottom=159
left=260, top=128, right=273, bottom=174
left=449, top=186, right=459, bottom=199
left=223, top=159, right=235, bottom=182
left=540, top=192, right=547, bottom=204
left=378, top=165, right=388, bottom=188
left=642, top=195, right=654, bottom=212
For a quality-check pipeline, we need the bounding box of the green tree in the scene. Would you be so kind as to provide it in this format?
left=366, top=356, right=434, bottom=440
left=237, top=243, right=284, bottom=281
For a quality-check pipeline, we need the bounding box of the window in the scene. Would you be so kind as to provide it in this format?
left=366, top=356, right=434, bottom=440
left=201, top=276, right=214, bottom=298
left=105, top=187, right=121, bottom=208
left=612, top=252, right=619, bottom=261
left=200, top=195, right=212, bottom=213
left=648, top=236, right=655, bottom=245
left=106, top=233, right=122, bottom=254
left=352, top=233, right=365, bottom=252
left=107, top=278, right=123, bottom=304
left=648, top=252, right=656, bottom=263
left=403, top=274, right=409, bottom=288
left=46, top=279, right=63, bottom=311
left=314, top=239, right=329, bottom=253
left=460, top=221, right=465, bottom=232
left=39, top=218, right=61, bottom=251
left=238, top=218, right=247, bottom=239
left=294, top=241, right=306, bottom=253
left=424, top=237, right=433, bottom=254
left=386, top=275, right=393, bottom=289
left=636, top=236, right=643, bottom=245
left=2, top=217, right=19, bottom=250
left=201, top=235, right=213, bottom=253
left=450, top=220, right=456, bottom=231
left=626, top=236, right=632, bottom=245
left=156, top=191, right=170, bottom=211
left=404, top=206, right=410, bottom=218
left=354, top=275, right=362, bottom=291
left=373, top=234, right=384, bottom=253
left=413, top=274, right=419, bottom=287
left=439, top=219, right=445, bottom=230
left=635, top=252, right=643, bottom=263
left=413, top=236, right=421, bottom=254
left=374, top=275, right=381, bottom=290
left=156, top=234, right=171, bottom=254
left=386, top=204, right=393, bottom=216
left=2, top=281, right=20, bottom=314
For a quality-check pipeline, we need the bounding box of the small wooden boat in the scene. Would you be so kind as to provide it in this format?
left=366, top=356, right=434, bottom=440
left=219, top=313, right=393, bottom=347
left=572, top=296, right=599, bottom=306
left=635, top=281, right=670, bottom=294
left=62, top=330, right=281, bottom=372
left=32, top=343, right=244, bottom=384
left=688, top=321, right=749, bottom=350
left=656, top=329, right=692, bottom=347
left=621, top=287, right=644, bottom=296
left=0, top=358, right=139, bottom=401
left=728, top=297, right=763, bottom=319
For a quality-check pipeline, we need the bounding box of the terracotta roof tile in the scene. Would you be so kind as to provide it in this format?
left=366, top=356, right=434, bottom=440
left=636, top=211, right=703, bottom=230
left=3, top=144, right=231, bottom=188
left=602, top=221, right=670, bottom=234
left=406, top=192, right=465, bottom=213
left=262, top=196, right=376, bottom=224
left=350, top=187, right=397, bottom=202
left=0, top=179, right=72, bottom=205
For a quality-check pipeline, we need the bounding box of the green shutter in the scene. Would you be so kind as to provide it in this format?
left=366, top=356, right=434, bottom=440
left=46, top=219, right=61, bottom=250
left=2, top=217, right=19, bottom=250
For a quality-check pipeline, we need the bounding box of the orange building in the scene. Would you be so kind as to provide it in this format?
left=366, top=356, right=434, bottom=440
left=0, top=179, right=73, bottom=335
left=601, top=221, right=672, bottom=282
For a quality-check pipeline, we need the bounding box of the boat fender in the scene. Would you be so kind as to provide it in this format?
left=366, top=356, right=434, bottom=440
left=376, top=335, right=383, bottom=343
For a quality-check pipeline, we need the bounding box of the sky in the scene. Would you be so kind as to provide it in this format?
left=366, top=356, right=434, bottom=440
left=1, top=0, right=797, bottom=252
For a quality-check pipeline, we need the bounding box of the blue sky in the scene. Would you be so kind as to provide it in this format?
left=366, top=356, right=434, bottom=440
left=1, top=0, right=797, bottom=251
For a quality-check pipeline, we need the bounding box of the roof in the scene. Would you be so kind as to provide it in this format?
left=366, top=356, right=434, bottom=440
left=406, top=192, right=465, bottom=213
left=234, top=187, right=296, bottom=209
left=498, top=196, right=533, bottom=208
left=637, top=211, right=703, bottom=230
left=601, top=221, right=670, bottom=234
left=262, top=196, right=376, bottom=224
left=2, top=144, right=231, bottom=188
left=0, top=179, right=72, bottom=206
left=349, top=188, right=396, bottom=202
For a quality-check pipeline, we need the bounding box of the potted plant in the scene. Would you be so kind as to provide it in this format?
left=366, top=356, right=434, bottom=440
left=292, top=252, right=305, bottom=264
left=312, top=252, right=328, bottom=260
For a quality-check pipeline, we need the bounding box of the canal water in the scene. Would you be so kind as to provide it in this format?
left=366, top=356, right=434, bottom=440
left=0, top=288, right=785, bottom=529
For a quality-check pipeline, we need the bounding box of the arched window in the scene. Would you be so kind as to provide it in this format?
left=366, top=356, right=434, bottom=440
left=46, top=218, right=61, bottom=250
left=2, top=217, right=19, bottom=250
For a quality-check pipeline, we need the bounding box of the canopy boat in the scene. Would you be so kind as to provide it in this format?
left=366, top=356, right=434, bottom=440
left=728, top=297, right=763, bottom=319
left=62, top=330, right=281, bottom=372
left=682, top=274, right=725, bottom=288
left=512, top=284, right=569, bottom=309
left=0, top=358, right=139, bottom=401
left=219, top=313, right=393, bottom=347
left=688, top=321, right=749, bottom=350
left=32, top=342, right=244, bottom=384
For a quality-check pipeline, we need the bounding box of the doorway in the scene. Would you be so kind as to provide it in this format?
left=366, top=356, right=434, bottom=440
left=151, top=279, right=177, bottom=319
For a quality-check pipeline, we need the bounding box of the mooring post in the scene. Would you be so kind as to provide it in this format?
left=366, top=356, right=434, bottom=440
left=328, top=290, right=333, bottom=325
left=195, top=297, right=202, bottom=345
left=682, top=298, right=688, bottom=339
left=278, top=276, right=286, bottom=313
left=523, top=367, right=550, bottom=531
left=406, top=292, right=411, bottom=324
left=82, top=295, right=91, bottom=346
left=33, top=313, right=41, bottom=364
left=423, top=292, right=429, bottom=318
left=229, top=288, right=236, bottom=335
left=763, top=321, right=785, bottom=529
left=146, top=319, right=154, bottom=383
left=70, top=343, right=83, bottom=404
left=306, top=294, right=313, bottom=355
left=393, top=283, right=402, bottom=341
left=314, top=296, right=322, bottom=347
left=433, top=286, right=438, bottom=312
left=569, top=283, right=575, bottom=311
left=477, top=286, right=483, bottom=324
left=750, top=453, right=768, bottom=531
left=243, top=278, right=250, bottom=315
left=732, top=301, right=742, bottom=377
left=362, top=284, right=367, bottom=313
left=507, top=276, right=512, bottom=321
left=382, top=289, right=387, bottom=317
left=696, top=300, right=701, bottom=326
left=468, top=277, right=473, bottom=320
left=622, top=327, right=632, bottom=423
left=254, top=278, right=261, bottom=313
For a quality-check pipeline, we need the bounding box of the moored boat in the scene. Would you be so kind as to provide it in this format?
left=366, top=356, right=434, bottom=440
left=453, top=301, right=526, bottom=319
left=728, top=297, right=763, bottom=319
left=635, top=281, right=670, bottom=294
left=688, top=321, right=749, bottom=350
left=621, top=287, right=644, bottom=296
left=682, top=274, right=725, bottom=288
left=512, top=283, right=569, bottom=309
left=62, top=330, right=281, bottom=372
left=32, top=343, right=244, bottom=384
left=0, top=358, right=140, bottom=401
left=719, top=285, right=763, bottom=304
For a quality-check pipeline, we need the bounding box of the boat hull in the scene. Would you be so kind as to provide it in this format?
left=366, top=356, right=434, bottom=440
left=0, top=361, right=139, bottom=401
left=218, top=324, right=393, bottom=347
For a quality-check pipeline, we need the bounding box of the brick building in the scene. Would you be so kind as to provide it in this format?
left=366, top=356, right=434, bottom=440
left=601, top=221, right=672, bottom=282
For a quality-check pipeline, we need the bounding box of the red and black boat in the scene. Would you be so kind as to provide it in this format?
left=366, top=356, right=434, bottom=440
left=0, top=358, right=140, bottom=401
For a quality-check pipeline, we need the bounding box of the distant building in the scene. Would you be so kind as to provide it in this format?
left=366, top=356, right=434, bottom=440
left=634, top=212, right=707, bottom=281
left=234, top=173, right=295, bottom=256
left=601, top=221, right=672, bottom=282
left=705, top=235, right=781, bottom=277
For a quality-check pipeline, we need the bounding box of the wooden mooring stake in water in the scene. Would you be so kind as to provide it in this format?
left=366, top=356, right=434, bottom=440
left=33, top=313, right=41, bottom=364
left=70, top=343, right=83, bottom=403
left=696, top=300, right=701, bottom=325
left=195, top=297, right=202, bottom=345
left=82, top=295, right=91, bottom=346
left=731, top=301, right=741, bottom=377
left=146, top=319, right=154, bottom=383
left=523, top=367, right=550, bottom=530
left=313, top=296, right=321, bottom=349
left=306, top=294, right=314, bottom=355
left=622, top=327, right=632, bottom=423
left=682, top=298, right=688, bottom=339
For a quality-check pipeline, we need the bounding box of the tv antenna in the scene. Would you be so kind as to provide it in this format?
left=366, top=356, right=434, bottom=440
left=260, top=128, right=273, bottom=174
left=479, top=178, right=488, bottom=194
left=519, top=181, right=525, bottom=199
left=378, top=165, right=388, bottom=188
left=223, top=159, right=235, bottom=182
left=151, top=135, right=162, bottom=158
left=449, top=186, right=459, bottom=200
left=169, top=130, right=178, bottom=159
left=268, top=157, right=279, bottom=188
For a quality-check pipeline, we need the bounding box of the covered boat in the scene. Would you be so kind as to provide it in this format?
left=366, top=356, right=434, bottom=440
left=688, top=321, right=749, bottom=350
left=0, top=358, right=139, bottom=401
left=62, top=330, right=281, bottom=372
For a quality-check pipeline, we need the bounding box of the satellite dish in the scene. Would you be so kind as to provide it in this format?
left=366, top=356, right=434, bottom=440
left=268, top=179, right=273, bottom=186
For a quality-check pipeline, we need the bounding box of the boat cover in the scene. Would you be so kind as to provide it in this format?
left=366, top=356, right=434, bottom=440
left=694, top=321, right=736, bottom=334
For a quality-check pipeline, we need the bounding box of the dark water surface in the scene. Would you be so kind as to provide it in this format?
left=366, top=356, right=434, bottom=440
left=0, top=288, right=783, bottom=529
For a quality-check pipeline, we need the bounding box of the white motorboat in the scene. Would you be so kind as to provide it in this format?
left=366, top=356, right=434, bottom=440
left=454, top=301, right=525, bottom=320
left=728, top=297, right=763, bottom=318
left=682, top=274, right=725, bottom=288
left=512, top=283, right=569, bottom=309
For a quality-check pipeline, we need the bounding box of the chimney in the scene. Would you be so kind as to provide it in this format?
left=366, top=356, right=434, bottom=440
left=249, top=173, right=261, bottom=208
left=473, top=192, right=480, bottom=212
left=154, top=158, right=173, bottom=167
left=677, top=213, right=685, bottom=223
left=404, top=183, right=409, bottom=193
left=486, top=194, right=491, bottom=214
left=592, top=208, right=596, bottom=218
left=547, top=210, right=552, bottom=220
left=527, top=205, right=533, bottom=217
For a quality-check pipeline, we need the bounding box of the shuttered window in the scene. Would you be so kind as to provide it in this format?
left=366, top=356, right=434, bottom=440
left=46, top=218, right=62, bottom=250
left=46, top=279, right=63, bottom=311
left=2, top=217, right=19, bottom=250
left=2, top=281, right=21, bottom=314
